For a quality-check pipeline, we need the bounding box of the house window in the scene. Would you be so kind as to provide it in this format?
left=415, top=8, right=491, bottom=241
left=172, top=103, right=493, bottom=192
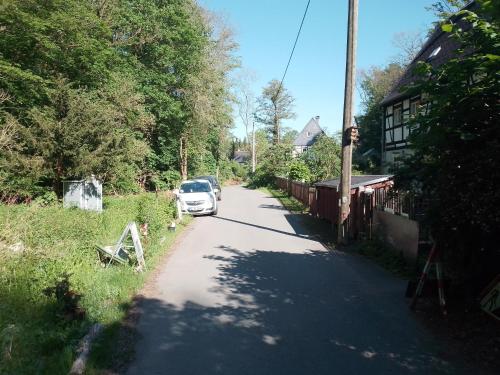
left=394, top=127, right=403, bottom=142
left=410, top=100, right=420, bottom=115
left=394, top=105, right=402, bottom=126
left=385, top=130, right=393, bottom=143
left=392, top=151, right=401, bottom=171
left=306, top=131, right=311, bottom=137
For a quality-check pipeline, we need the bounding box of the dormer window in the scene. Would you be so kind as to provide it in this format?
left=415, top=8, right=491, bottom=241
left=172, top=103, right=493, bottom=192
left=426, top=46, right=441, bottom=62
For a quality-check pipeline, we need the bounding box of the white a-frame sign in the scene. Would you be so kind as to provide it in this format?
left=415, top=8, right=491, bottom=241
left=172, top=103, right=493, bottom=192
left=97, top=222, right=146, bottom=271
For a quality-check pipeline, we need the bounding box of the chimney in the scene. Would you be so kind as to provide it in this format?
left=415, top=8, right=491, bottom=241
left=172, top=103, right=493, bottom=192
left=315, top=116, right=320, bottom=122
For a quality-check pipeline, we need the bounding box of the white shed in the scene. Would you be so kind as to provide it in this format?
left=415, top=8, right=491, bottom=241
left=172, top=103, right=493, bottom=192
left=63, top=176, right=102, bottom=212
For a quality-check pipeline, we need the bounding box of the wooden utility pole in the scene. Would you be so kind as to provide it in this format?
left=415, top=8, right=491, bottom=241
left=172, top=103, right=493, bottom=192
left=251, top=121, right=256, bottom=173
left=337, top=0, right=358, bottom=244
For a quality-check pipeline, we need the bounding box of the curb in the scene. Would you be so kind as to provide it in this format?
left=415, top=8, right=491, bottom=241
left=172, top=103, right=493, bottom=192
left=68, top=323, right=103, bottom=375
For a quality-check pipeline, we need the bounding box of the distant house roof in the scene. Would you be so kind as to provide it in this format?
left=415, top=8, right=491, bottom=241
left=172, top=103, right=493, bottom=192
left=233, top=150, right=250, bottom=163
left=381, top=1, right=476, bottom=106
left=315, top=175, right=393, bottom=190
left=293, top=116, right=324, bottom=147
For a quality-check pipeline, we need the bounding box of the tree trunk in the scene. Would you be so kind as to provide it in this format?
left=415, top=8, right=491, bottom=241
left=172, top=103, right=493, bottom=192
left=180, top=136, right=188, bottom=181
left=53, top=156, right=64, bottom=198
left=273, top=101, right=280, bottom=144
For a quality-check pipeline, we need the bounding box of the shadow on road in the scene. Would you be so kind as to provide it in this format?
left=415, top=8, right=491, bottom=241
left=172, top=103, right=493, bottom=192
left=127, top=245, right=459, bottom=375
left=211, top=215, right=312, bottom=240
left=258, top=203, right=289, bottom=211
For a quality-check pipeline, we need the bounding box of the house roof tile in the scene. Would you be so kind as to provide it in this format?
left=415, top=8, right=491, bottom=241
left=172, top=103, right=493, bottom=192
left=314, top=175, right=393, bottom=190
left=293, top=117, right=324, bottom=146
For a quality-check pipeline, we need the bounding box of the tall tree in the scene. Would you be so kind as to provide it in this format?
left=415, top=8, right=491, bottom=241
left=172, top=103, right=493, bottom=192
left=0, top=0, right=238, bottom=197
left=182, top=9, right=239, bottom=179
left=301, top=134, right=341, bottom=182
left=236, top=70, right=257, bottom=171
left=255, top=79, right=295, bottom=144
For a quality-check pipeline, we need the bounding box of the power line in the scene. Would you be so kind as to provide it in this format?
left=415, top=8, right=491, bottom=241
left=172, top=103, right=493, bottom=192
left=275, top=0, right=311, bottom=99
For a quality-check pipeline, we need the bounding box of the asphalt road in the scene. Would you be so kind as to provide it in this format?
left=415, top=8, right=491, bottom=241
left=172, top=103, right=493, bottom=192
left=127, top=185, right=466, bottom=375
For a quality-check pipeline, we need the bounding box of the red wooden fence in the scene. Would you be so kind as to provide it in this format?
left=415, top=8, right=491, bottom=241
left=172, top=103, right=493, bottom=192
left=275, top=176, right=396, bottom=239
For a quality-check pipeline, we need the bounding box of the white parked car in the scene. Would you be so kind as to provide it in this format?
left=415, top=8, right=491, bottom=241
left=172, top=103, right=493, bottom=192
left=177, top=179, right=218, bottom=216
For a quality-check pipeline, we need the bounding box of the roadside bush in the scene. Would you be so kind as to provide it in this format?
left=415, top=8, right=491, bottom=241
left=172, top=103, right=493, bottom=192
left=288, top=159, right=311, bottom=182
left=136, top=194, right=175, bottom=235
left=33, top=191, right=59, bottom=206
left=161, top=170, right=182, bottom=190
left=231, top=161, right=248, bottom=180
left=250, top=144, right=293, bottom=187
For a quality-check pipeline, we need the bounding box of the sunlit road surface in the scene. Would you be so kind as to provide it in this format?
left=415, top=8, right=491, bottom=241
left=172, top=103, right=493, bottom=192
left=127, top=185, right=469, bottom=375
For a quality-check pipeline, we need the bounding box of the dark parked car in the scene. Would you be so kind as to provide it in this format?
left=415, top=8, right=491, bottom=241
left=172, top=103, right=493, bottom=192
left=194, top=175, right=221, bottom=201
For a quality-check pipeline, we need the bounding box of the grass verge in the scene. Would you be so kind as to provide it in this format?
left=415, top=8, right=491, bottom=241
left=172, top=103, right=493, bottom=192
left=259, top=186, right=307, bottom=214
left=0, top=194, right=190, bottom=375
left=261, top=186, right=336, bottom=247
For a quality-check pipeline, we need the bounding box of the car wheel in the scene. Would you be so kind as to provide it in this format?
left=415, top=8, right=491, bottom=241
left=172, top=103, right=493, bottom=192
left=217, top=194, right=221, bottom=201
left=212, top=206, right=218, bottom=216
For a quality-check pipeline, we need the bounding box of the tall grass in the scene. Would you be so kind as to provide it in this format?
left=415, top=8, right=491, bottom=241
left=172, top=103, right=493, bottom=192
left=0, top=194, right=184, bottom=374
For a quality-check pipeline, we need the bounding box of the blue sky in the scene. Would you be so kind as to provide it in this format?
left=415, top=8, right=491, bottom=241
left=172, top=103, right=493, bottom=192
left=200, top=0, right=438, bottom=138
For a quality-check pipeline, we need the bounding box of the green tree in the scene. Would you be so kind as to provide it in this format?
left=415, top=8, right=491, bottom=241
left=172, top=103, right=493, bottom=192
left=395, top=2, right=500, bottom=282
left=301, top=134, right=342, bottom=182
left=0, top=0, right=116, bottom=111
left=0, top=0, right=238, bottom=197
left=251, top=143, right=293, bottom=186
left=281, top=128, right=299, bottom=145
left=2, top=78, right=151, bottom=197
left=255, top=79, right=296, bottom=144
left=354, top=63, right=405, bottom=172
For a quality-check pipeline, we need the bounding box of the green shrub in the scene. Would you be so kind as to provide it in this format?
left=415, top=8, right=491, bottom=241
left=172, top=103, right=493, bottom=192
left=231, top=161, right=248, bottom=179
left=33, top=191, right=59, bottom=206
left=288, top=159, right=311, bottom=182
left=136, top=194, right=174, bottom=235
left=160, top=170, right=182, bottom=190
left=249, top=144, right=293, bottom=187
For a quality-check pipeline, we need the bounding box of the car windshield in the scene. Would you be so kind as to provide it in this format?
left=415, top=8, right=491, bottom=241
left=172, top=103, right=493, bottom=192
left=196, top=176, right=217, bottom=185
left=180, top=181, right=211, bottom=193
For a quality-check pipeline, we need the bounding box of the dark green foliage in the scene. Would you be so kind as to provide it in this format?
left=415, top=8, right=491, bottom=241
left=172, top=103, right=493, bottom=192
left=301, top=134, right=342, bottom=182
left=231, top=161, right=248, bottom=180
left=250, top=143, right=294, bottom=186
left=395, top=2, right=500, bottom=282
left=0, top=0, right=238, bottom=199
left=288, top=159, right=311, bottom=182
left=136, top=194, right=174, bottom=234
